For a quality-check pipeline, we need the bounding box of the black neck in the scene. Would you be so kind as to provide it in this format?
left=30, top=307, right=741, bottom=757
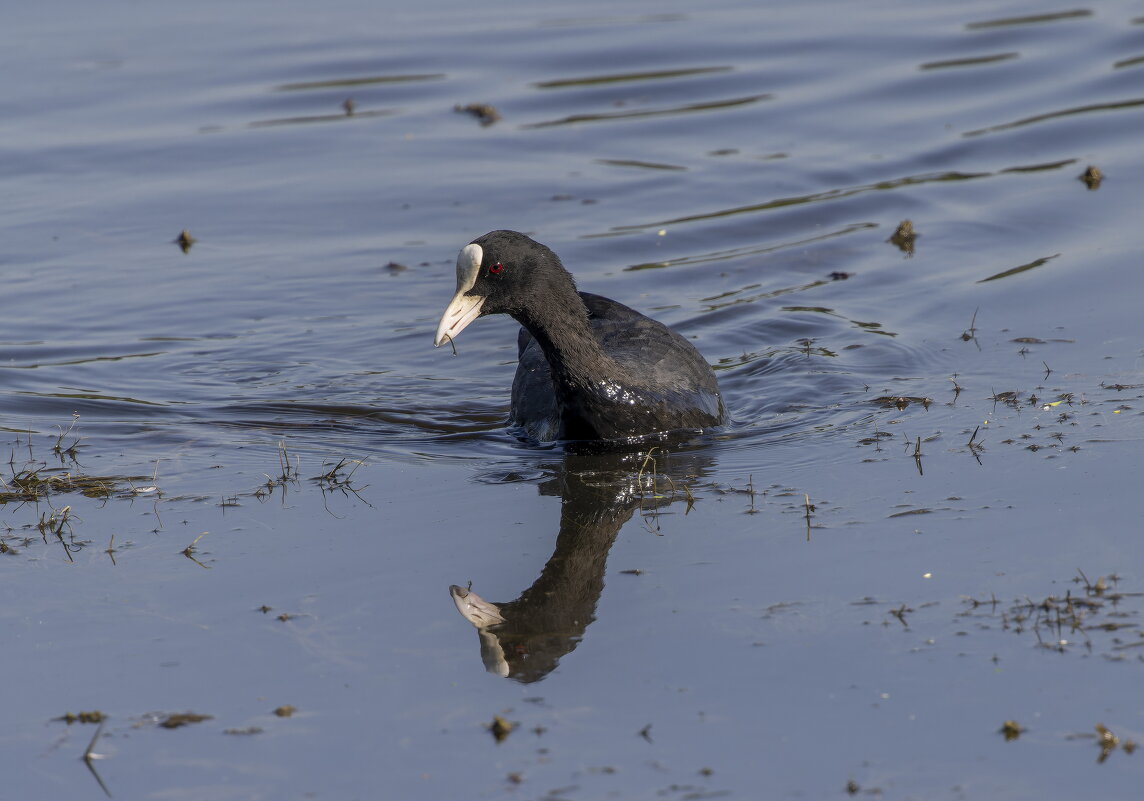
left=516, top=290, right=619, bottom=390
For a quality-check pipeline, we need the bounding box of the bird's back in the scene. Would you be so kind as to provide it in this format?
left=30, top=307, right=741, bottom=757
left=510, top=292, right=723, bottom=441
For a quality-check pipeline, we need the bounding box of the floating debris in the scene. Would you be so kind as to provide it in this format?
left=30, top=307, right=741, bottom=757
left=489, top=714, right=515, bottom=742
left=1079, top=164, right=1103, bottom=190
left=871, top=395, right=932, bottom=410
left=57, top=710, right=106, bottom=725
left=455, top=102, right=501, bottom=126
left=1000, top=720, right=1024, bottom=741
left=2, top=455, right=155, bottom=506
left=1095, top=723, right=1137, bottom=763
left=1064, top=722, right=1138, bottom=762
left=181, top=532, right=209, bottom=568
left=961, top=570, right=1144, bottom=658
left=174, top=229, right=196, bottom=253
left=158, top=712, right=213, bottom=729
left=888, top=219, right=917, bottom=255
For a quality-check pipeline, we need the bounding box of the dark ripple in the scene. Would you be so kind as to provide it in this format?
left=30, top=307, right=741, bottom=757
left=275, top=73, right=446, bottom=91
left=963, top=95, right=1144, bottom=137
left=533, top=66, right=733, bottom=89
left=604, top=172, right=993, bottom=234
left=523, top=92, right=770, bottom=129
left=219, top=400, right=506, bottom=439
left=920, top=52, right=1019, bottom=70
left=965, top=9, right=1092, bottom=29
left=0, top=343, right=168, bottom=369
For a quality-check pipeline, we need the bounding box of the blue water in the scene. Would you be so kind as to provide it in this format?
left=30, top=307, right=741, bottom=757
left=4, top=1, right=1144, bottom=798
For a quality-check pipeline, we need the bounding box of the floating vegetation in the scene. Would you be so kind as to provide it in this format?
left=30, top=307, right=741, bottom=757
left=1068, top=723, right=1139, bottom=763
left=888, top=219, right=917, bottom=255
left=56, top=710, right=106, bottom=725
left=181, top=532, right=210, bottom=569
left=635, top=446, right=697, bottom=531
left=855, top=336, right=1144, bottom=473
left=173, top=229, right=196, bottom=253
left=253, top=441, right=301, bottom=501
left=1, top=427, right=157, bottom=506
left=454, top=102, right=501, bottom=126
left=1, top=428, right=160, bottom=560
left=1079, top=164, right=1103, bottom=190
left=247, top=443, right=369, bottom=510
left=851, top=571, right=1144, bottom=670
left=961, top=570, right=1144, bottom=659
left=310, top=457, right=371, bottom=514
left=311, top=457, right=367, bottom=494
left=155, top=712, right=214, bottom=729
left=871, top=395, right=932, bottom=410
left=999, top=720, right=1024, bottom=741
left=488, top=714, right=516, bottom=742
left=1, top=455, right=154, bottom=505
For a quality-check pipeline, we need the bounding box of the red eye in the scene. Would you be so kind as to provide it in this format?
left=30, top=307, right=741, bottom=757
left=489, top=262, right=503, bottom=275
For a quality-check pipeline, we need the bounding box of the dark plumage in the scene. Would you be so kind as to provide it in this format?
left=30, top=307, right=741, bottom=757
left=435, top=230, right=725, bottom=441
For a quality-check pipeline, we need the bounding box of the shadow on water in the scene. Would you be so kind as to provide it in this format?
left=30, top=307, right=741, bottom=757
left=447, top=445, right=715, bottom=683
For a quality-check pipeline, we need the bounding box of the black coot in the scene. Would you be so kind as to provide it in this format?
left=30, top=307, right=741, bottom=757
left=434, top=230, right=725, bottom=441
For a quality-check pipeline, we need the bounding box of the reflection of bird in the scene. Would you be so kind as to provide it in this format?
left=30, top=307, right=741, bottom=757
left=435, top=230, right=725, bottom=441
left=448, top=447, right=715, bottom=683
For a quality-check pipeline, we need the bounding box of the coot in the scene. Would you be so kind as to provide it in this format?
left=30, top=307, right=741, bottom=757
left=434, top=230, right=725, bottom=441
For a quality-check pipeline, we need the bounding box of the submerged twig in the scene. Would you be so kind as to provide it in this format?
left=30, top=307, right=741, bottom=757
left=960, top=307, right=980, bottom=349
left=181, top=532, right=210, bottom=569
left=804, top=493, right=814, bottom=542
left=82, top=718, right=111, bottom=798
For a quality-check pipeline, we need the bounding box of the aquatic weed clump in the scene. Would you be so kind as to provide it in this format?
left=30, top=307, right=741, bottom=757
left=0, top=427, right=159, bottom=560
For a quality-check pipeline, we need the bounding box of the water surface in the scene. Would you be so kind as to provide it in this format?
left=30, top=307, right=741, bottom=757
left=4, top=1, right=1144, bottom=798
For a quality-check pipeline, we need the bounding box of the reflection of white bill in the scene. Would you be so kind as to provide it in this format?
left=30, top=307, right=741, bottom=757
left=450, top=584, right=505, bottom=627
left=449, top=584, right=509, bottom=678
